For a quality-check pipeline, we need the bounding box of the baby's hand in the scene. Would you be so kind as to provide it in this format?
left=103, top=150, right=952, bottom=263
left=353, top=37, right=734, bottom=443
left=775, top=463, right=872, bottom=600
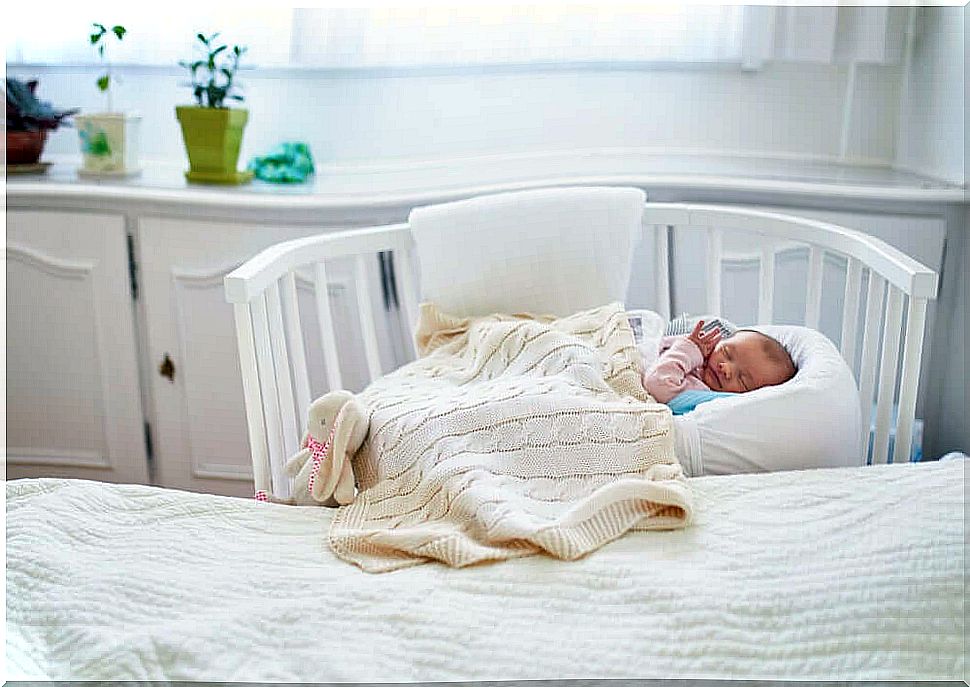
left=687, top=320, right=721, bottom=360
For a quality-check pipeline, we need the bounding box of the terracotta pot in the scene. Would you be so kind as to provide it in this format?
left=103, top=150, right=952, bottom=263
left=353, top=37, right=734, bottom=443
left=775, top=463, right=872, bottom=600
left=6, top=130, right=49, bottom=165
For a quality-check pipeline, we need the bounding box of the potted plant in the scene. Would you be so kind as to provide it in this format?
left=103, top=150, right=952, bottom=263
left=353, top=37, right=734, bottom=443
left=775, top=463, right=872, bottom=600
left=5, top=78, right=77, bottom=169
left=176, top=33, right=252, bottom=184
left=75, top=23, right=142, bottom=176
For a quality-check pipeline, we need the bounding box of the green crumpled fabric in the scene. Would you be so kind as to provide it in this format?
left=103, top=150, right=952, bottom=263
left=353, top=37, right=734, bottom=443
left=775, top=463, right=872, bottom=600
left=247, top=142, right=315, bottom=183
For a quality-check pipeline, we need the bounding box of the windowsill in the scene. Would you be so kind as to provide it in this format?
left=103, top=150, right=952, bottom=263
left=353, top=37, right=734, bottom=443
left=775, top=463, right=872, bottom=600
left=7, top=150, right=966, bottom=211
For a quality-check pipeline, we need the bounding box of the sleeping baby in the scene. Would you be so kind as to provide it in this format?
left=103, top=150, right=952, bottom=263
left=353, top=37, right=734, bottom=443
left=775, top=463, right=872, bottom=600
left=643, top=320, right=796, bottom=403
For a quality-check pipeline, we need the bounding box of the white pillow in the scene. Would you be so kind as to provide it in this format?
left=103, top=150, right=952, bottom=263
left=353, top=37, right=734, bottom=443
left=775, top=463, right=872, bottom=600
left=672, top=325, right=862, bottom=476
left=409, top=187, right=646, bottom=317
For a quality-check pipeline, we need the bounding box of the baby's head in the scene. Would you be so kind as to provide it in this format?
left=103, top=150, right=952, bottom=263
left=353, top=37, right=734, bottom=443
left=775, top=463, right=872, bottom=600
left=699, top=329, right=795, bottom=393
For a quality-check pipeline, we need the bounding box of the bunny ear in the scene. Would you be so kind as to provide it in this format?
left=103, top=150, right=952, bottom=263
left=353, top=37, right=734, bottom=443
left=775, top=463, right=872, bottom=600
left=284, top=447, right=312, bottom=477
left=333, top=460, right=356, bottom=505
left=310, top=401, right=360, bottom=502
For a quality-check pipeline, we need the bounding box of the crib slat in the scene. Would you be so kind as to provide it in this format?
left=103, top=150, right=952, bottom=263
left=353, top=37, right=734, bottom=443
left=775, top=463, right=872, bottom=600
left=391, top=246, right=420, bottom=361
left=282, top=271, right=312, bottom=431
left=872, top=287, right=904, bottom=464
left=893, top=296, right=927, bottom=464
left=805, top=246, right=823, bottom=329
left=706, top=227, right=722, bottom=316
left=251, top=293, right=288, bottom=496
left=656, top=225, right=672, bottom=321
left=355, top=254, right=383, bottom=383
left=233, top=302, right=270, bottom=495
left=840, top=257, right=863, bottom=372
left=857, top=273, right=886, bottom=458
left=266, top=280, right=299, bottom=459
left=758, top=245, right=774, bottom=325
left=314, top=261, right=343, bottom=391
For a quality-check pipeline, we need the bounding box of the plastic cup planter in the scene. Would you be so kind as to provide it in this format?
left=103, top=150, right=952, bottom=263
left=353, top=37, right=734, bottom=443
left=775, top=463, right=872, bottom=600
left=175, top=106, right=253, bottom=185
left=75, top=112, right=142, bottom=177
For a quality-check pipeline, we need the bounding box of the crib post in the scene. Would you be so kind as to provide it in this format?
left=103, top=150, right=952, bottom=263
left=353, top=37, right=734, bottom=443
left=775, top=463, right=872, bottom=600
left=758, top=244, right=775, bottom=325
left=391, top=246, right=420, bottom=361
left=857, top=273, right=886, bottom=459
left=893, top=296, right=927, bottom=464
left=251, top=293, right=289, bottom=496
left=354, top=254, right=383, bottom=383
left=872, top=287, right=904, bottom=464
left=840, top=257, right=863, bottom=373
left=805, top=247, right=823, bottom=330
left=281, top=272, right=312, bottom=430
left=233, top=302, right=271, bottom=496
left=266, top=280, right=300, bottom=459
left=314, top=262, right=344, bottom=391
left=706, top=227, right=722, bottom=316
left=656, top=225, right=672, bottom=322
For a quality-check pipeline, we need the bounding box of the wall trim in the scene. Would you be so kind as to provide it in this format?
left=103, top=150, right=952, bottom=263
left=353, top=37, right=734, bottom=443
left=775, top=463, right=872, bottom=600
left=892, top=162, right=966, bottom=189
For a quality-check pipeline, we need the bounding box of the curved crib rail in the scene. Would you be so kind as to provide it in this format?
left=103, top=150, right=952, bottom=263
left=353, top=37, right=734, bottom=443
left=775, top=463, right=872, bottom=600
left=226, top=201, right=938, bottom=496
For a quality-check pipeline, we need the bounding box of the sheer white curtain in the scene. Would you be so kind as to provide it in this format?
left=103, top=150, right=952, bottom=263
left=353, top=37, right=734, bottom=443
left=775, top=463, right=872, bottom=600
left=4, top=8, right=293, bottom=66
left=289, top=6, right=743, bottom=68
left=6, top=6, right=744, bottom=68
left=6, top=6, right=905, bottom=70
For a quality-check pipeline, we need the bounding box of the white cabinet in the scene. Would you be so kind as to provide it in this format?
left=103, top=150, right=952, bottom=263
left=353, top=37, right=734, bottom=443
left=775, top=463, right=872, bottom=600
left=5, top=209, right=400, bottom=497
left=136, top=217, right=398, bottom=496
left=6, top=211, right=148, bottom=484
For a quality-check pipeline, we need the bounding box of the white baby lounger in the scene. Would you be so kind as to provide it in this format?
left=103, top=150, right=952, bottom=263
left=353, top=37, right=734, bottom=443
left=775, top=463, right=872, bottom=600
left=671, top=325, right=862, bottom=476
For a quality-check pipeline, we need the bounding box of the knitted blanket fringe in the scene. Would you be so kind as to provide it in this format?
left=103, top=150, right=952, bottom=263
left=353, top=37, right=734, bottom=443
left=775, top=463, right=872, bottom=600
left=330, top=302, right=692, bottom=572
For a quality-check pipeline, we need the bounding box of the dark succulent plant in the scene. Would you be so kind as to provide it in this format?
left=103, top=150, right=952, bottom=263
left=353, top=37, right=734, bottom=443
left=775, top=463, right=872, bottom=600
left=6, top=78, right=78, bottom=132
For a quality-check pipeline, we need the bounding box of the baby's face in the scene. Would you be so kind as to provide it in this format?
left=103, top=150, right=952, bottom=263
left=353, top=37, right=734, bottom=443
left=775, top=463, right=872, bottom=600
left=699, top=331, right=791, bottom=393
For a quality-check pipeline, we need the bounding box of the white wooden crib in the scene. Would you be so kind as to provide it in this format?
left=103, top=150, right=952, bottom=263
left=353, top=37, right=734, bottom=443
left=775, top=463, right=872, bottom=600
left=224, top=191, right=938, bottom=498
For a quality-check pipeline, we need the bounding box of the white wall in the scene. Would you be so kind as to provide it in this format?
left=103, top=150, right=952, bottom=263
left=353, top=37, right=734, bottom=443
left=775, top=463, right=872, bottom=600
left=895, top=6, right=968, bottom=458
left=895, top=6, right=966, bottom=185
left=9, top=60, right=902, bottom=170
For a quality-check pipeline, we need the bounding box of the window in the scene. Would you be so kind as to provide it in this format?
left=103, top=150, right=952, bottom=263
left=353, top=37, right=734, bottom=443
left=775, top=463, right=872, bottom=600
left=6, top=6, right=745, bottom=70
left=290, top=7, right=744, bottom=68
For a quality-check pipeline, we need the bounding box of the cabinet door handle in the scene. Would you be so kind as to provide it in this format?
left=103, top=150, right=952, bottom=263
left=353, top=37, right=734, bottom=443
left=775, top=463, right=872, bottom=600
left=159, top=354, right=175, bottom=382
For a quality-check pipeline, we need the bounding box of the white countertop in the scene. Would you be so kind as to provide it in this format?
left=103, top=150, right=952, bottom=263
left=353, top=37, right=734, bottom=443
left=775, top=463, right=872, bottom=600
left=7, top=151, right=966, bottom=210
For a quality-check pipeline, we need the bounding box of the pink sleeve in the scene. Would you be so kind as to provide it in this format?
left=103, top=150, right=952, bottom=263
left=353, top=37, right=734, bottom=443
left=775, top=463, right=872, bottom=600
left=642, top=337, right=708, bottom=403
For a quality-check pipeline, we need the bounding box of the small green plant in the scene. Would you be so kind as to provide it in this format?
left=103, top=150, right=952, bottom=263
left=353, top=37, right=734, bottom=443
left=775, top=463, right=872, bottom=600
left=179, top=33, right=247, bottom=108
left=90, top=23, right=126, bottom=111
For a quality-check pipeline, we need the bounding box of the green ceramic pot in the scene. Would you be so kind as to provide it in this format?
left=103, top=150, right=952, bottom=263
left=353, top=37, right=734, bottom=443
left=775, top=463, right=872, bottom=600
left=175, top=106, right=253, bottom=185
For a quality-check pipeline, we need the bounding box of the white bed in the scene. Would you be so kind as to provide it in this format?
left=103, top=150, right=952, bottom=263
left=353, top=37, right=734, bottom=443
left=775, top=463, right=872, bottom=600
left=8, top=189, right=957, bottom=681
left=6, top=460, right=964, bottom=681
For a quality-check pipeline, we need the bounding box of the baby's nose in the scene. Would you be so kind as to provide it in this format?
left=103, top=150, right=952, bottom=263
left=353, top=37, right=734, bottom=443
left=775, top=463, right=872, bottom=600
left=718, top=362, right=733, bottom=378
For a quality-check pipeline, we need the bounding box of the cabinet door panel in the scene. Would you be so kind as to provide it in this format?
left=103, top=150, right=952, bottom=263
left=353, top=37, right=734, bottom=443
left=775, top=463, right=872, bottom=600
left=6, top=211, right=148, bottom=483
left=137, top=218, right=396, bottom=497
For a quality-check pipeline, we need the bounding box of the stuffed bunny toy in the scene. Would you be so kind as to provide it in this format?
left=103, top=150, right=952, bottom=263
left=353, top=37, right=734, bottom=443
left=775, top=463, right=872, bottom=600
left=267, top=390, right=368, bottom=506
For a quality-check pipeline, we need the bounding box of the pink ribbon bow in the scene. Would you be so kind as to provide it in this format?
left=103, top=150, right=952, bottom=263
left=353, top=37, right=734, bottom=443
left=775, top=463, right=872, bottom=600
left=305, top=422, right=339, bottom=495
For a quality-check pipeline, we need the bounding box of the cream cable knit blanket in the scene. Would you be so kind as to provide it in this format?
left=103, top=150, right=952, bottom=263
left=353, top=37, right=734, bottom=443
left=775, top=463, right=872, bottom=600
left=330, top=302, right=692, bottom=572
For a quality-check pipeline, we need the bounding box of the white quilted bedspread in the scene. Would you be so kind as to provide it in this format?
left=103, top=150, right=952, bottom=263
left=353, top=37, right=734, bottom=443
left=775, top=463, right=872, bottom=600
left=6, top=461, right=965, bottom=681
